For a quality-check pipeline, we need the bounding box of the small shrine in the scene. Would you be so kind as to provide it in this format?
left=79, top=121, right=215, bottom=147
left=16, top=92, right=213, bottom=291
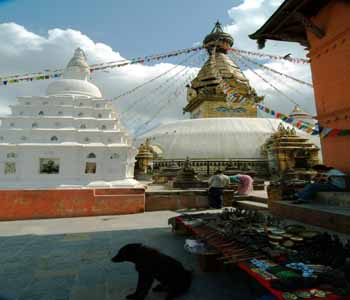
left=173, top=157, right=203, bottom=189
left=134, top=138, right=154, bottom=180
left=152, top=161, right=181, bottom=184
left=262, top=123, right=320, bottom=177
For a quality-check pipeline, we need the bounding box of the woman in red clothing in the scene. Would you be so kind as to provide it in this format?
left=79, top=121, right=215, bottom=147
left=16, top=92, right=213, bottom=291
left=229, top=174, right=254, bottom=195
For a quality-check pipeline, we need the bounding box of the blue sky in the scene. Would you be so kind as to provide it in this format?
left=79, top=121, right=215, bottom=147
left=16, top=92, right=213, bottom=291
left=0, top=0, right=315, bottom=131
left=0, top=0, right=240, bottom=57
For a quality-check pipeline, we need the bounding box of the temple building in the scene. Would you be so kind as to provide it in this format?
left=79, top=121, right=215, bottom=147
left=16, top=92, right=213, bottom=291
left=138, top=23, right=320, bottom=178
left=184, top=21, right=263, bottom=119
left=262, top=123, right=320, bottom=175
left=0, top=48, right=138, bottom=188
left=250, top=0, right=350, bottom=172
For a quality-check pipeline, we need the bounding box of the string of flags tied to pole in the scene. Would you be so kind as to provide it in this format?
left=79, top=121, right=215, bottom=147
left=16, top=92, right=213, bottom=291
left=256, top=104, right=350, bottom=138
left=212, top=47, right=350, bottom=138
left=228, top=48, right=310, bottom=64
left=231, top=52, right=313, bottom=88
left=0, top=46, right=310, bottom=87
left=0, top=46, right=203, bottom=87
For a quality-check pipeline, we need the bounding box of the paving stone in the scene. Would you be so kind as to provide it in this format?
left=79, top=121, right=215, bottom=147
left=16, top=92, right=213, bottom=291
left=0, top=213, right=257, bottom=300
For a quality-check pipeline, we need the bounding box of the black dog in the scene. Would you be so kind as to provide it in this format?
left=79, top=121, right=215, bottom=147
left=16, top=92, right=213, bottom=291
left=111, top=243, right=192, bottom=300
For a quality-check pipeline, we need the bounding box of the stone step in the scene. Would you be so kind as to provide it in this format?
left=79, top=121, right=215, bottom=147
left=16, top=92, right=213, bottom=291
left=270, top=200, right=350, bottom=234
left=232, top=195, right=268, bottom=204
left=234, top=200, right=268, bottom=211
left=315, top=192, right=350, bottom=207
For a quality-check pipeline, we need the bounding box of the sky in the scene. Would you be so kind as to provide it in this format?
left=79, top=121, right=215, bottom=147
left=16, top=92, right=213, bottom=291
left=0, top=0, right=316, bottom=135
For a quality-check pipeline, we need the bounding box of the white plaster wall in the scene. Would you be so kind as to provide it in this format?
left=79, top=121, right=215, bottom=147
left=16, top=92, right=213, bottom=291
left=0, top=145, right=134, bottom=187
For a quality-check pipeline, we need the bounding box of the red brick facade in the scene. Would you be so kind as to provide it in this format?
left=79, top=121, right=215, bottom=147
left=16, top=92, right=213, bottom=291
left=307, top=1, right=350, bottom=171
left=0, top=188, right=145, bottom=221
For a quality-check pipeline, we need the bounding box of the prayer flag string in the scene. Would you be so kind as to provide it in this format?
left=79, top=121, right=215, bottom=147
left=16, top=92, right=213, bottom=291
left=0, top=46, right=203, bottom=87
left=228, top=48, right=310, bottom=64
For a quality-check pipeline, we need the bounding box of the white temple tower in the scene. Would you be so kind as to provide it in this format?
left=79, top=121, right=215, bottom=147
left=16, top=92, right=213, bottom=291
left=0, top=48, right=138, bottom=188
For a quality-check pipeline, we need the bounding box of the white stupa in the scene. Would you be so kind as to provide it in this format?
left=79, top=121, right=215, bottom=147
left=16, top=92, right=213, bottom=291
left=0, top=48, right=138, bottom=188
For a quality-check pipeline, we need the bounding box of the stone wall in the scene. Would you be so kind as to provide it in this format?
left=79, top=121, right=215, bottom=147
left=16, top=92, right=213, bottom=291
left=0, top=188, right=145, bottom=221
left=145, top=190, right=233, bottom=211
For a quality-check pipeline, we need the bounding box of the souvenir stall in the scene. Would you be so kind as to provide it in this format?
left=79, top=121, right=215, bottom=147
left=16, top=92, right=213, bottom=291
left=169, top=209, right=350, bottom=300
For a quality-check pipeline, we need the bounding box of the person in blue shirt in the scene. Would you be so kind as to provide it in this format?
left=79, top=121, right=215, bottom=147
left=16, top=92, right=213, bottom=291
left=293, top=164, right=346, bottom=204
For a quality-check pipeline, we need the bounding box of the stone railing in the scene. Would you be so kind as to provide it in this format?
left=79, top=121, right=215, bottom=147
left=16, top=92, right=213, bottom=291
left=153, top=159, right=269, bottom=178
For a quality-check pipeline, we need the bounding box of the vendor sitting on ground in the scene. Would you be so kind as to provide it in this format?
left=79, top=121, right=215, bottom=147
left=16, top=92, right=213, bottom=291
left=229, top=174, right=254, bottom=196
left=208, top=170, right=230, bottom=209
left=293, top=164, right=346, bottom=204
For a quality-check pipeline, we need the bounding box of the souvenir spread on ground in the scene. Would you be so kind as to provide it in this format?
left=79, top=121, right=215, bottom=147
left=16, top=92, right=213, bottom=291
left=169, top=209, right=350, bottom=300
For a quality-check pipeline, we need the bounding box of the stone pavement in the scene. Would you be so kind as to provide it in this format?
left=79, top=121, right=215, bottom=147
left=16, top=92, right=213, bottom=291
left=0, top=212, right=258, bottom=300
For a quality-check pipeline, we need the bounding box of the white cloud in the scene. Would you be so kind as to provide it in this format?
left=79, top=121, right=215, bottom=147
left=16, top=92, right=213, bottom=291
left=224, top=0, right=316, bottom=116
left=0, top=2, right=316, bottom=139
left=0, top=23, right=198, bottom=135
left=225, top=0, right=307, bottom=58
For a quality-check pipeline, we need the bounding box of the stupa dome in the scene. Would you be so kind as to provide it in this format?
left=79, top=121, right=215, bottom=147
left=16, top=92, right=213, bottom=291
left=138, top=118, right=320, bottom=160
left=46, top=48, right=102, bottom=98
left=139, top=118, right=284, bottom=159
left=46, top=79, right=102, bottom=98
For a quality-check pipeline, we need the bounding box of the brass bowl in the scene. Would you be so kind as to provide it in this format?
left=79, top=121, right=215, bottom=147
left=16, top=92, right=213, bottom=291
left=282, top=233, right=293, bottom=239
left=290, top=236, right=304, bottom=242
left=268, top=234, right=284, bottom=241
left=282, top=240, right=295, bottom=248
left=300, top=231, right=320, bottom=239
left=285, top=225, right=306, bottom=234
left=270, top=229, right=286, bottom=235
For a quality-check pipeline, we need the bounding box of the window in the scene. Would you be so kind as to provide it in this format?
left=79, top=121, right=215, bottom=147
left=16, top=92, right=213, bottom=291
left=50, top=136, right=58, bottom=142
left=4, top=162, right=16, bottom=175
left=21, top=136, right=27, bottom=141
left=58, top=111, right=63, bottom=116
left=101, top=125, right=107, bottom=130
left=10, top=123, right=15, bottom=127
left=78, top=112, right=84, bottom=117
left=0, top=136, right=4, bottom=141
left=97, top=113, right=102, bottom=118
left=79, top=103, right=83, bottom=107
left=32, top=123, right=38, bottom=128
left=80, top=124, right=87, bottom=129
left=40, top=158, right=59, bottom=174
left=25, top=101, right=31, bottom=105
left=38, top=111, right=44, bottom=116
left=19, top=111, right=24, bottom=116
left=6, top=152, right=16, bottom=159
left=110, top=153, right=119, bottom=159
left=84, top=137, right=90, bottom=142
left=54, top=122, right=61, bottom=127
left=85, top=162, right=96, bottom=174
left=43, top=101, right=48, bottom=105
left=87, top=153, right=96, bottom=159
left=96, top=103, right=101, bottom=108
left=107, top=138, right=112, bottom=143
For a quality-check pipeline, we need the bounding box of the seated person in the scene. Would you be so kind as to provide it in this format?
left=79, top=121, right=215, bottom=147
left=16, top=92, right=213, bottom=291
left=229, top=174, right=254, bottom=196
left=293, top=164, right=346, bottom=204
